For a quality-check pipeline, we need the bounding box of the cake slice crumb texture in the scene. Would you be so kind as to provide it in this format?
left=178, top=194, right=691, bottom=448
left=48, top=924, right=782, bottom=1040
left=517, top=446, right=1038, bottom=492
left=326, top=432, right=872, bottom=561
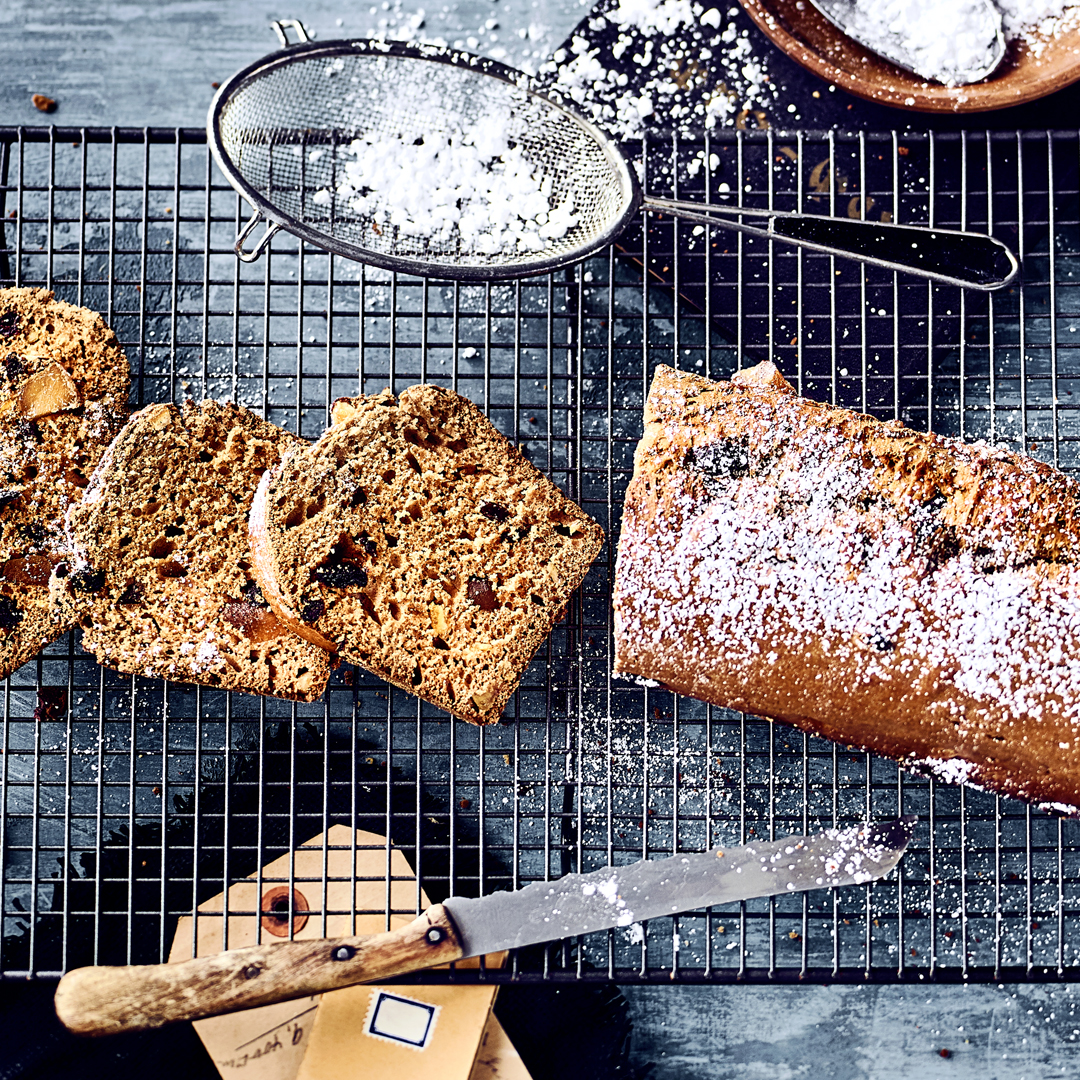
left=250, top=384, right=603, bottom=724
left=0, top=287, right=129, bottom=677
left=53, top=399, right=329, bottom=701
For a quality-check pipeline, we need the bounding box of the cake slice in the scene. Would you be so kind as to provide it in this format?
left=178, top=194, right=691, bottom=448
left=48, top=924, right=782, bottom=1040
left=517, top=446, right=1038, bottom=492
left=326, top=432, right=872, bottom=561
left=248, top=384, right=603, bottom=724
left=51, top=400, right=330, bottom=701
left=614, top=361, right=1080, bottom=814
left=0, top=287, right=130, bottom=678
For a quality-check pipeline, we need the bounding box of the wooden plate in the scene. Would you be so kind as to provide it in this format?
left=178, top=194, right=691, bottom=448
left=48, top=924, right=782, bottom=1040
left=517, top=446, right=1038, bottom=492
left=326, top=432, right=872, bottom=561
left=739, top=0, right=1080, bottom=112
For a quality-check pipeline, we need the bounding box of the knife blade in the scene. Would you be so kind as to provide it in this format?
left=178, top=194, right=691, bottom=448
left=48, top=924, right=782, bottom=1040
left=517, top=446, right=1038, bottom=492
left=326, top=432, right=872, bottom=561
left=444, top=814, right=914, bottom=956
left=54, top=816, right=914, bottom=1036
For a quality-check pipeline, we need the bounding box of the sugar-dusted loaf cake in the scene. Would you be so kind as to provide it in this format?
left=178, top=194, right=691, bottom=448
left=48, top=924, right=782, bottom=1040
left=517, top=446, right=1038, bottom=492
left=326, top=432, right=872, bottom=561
left=51, top=400, right=330, bottom=701
left=0, top=287, right=130, bottom=678
left=249, top=384, right=604, bottom=724
left=614, top=361, right=1080, bottom=814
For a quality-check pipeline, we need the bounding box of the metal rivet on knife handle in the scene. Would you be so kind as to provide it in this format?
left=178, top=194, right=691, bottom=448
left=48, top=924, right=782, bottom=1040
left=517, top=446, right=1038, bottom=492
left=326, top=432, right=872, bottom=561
left=53, top=903, right=464, bottom=1037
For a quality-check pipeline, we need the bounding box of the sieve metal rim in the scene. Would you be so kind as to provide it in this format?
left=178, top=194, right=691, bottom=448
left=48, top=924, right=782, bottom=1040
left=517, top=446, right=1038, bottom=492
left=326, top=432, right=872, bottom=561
left=206, top=37, right=643, bottom=280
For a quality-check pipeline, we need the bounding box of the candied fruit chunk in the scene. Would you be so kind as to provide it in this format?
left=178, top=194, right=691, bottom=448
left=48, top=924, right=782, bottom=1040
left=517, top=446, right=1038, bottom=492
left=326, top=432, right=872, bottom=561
left=0, top=596, right=21, bottom=631
left=429, top=603, right=449, bottom=636
left=466, top=575, right=499, bottom=611
left=471, top=685, right=499, bottom=710
left=222, top=599, right=288, bottom=644
left=70, top=566, right=105, bottom=593
left=19, top=362, right=80, bottom=420
left=331, top=398, right=364, bottom=425
left=1, top=554, right=59, bottom=587
left=480, top=501, right=509, bottom=523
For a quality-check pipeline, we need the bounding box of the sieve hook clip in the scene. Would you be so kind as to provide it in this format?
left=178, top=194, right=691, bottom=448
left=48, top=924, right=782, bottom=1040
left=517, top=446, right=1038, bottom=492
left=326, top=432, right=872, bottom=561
left=270, top=19, right=311, bottom=47
left=234, top=209, right=282, bottom=263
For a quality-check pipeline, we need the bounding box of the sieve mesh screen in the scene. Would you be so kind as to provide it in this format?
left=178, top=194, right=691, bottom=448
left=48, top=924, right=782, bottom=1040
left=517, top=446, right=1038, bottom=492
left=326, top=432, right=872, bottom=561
left=214, top=48, right=634, bottom=270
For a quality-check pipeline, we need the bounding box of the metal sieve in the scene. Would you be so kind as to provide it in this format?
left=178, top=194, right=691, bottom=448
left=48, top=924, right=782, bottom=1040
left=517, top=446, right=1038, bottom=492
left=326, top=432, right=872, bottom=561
left=208, top=21, right=1018, bottom=289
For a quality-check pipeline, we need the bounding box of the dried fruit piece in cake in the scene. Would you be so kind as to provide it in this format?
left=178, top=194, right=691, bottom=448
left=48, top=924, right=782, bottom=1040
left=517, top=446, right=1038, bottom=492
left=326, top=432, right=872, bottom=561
left=0, top=287, right=130, bottom=677
left=614, top=361, right=1080, bottom=814
left=52, top=400, right=330, bottom=701
left=249, top=385, right=603, bottom=724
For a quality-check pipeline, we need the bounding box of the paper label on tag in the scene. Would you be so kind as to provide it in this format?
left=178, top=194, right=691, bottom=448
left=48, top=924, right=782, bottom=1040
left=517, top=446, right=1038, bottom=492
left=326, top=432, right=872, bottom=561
left=295, top=980, right=499, bottom=1080
left=364, top=990, right=441, bottom=1050
left=168, top=827, right=429, bottom=1080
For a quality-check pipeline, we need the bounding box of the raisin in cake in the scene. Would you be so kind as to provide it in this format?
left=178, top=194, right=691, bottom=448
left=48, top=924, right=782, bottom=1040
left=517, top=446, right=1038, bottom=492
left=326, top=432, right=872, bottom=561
left=249, top=384, right=603, bottom=724
left=614, top=361, right=1080, bottom=814
left=0, top=288, right=130, bottom=677
left=52, top=400, right=330, bottom=701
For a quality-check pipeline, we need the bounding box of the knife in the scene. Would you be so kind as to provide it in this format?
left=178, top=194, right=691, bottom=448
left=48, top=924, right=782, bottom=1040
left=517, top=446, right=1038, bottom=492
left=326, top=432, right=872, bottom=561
left=54, top=816, right=915, bottom=1036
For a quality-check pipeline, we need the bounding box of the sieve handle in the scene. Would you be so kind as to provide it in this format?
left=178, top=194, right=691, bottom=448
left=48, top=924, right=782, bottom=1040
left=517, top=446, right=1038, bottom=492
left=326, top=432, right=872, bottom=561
left=54, top=904, right=463, bottom=1037
left=234, top=209, right=282, bottom=263
left=643, top=197, right=1018, bottom=291
left=767, top=215, right=1017, bottom=291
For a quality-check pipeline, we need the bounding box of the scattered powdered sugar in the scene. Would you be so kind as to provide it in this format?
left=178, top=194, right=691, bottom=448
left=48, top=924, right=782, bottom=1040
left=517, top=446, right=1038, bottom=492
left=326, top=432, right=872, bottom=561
left=614, top=366, right=1080, bottom=813
left=539, top=0, right=779, bottom=140
left=608, top=0, right=699, bottom=35
left=812, top=824, right=904, bottom=884
left=997, top=0, right=1080, bottom=53
left=617, top=671, right=662, bottom=688
left=314, top=122, right=577, bottom=256
left=345, top=0, right=558, bottom=75
left=537, top=0, right=1079, bottom=122
left=582, top=876, right=637, bottom=925
left=821, top=845, right=874, bottom=884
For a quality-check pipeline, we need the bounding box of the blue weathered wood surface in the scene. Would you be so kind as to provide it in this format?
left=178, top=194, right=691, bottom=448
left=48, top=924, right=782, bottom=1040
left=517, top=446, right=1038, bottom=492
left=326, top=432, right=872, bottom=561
left=0, top=0, right=577, bottom=127
left=3, top=3, right=1080, bottom=1078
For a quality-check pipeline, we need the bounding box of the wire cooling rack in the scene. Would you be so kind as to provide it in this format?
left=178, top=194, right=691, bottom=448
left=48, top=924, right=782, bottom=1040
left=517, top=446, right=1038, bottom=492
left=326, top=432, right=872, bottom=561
left=0, top=126, right=1078, bottom=984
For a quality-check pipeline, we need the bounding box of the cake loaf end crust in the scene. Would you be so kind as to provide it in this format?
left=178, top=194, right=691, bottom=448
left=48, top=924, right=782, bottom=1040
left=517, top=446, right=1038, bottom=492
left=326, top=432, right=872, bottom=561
left=614, top=362, right=1080, bottom=814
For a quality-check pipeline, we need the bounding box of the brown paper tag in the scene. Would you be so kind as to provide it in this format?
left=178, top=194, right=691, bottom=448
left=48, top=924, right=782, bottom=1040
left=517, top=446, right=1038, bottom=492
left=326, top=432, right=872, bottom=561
left=167, top=826, right=529, bottom=1080
left=470, top=1013, right=532, bottom=1080
left=468, top=1010, right=531, bottom=1080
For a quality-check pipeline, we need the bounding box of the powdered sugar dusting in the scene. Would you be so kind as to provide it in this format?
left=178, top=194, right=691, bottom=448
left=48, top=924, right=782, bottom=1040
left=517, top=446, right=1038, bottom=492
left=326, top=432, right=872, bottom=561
left=999, top=0, right=1080, bottom=50
left=583, top=876, right=637, bottom=925
left=613, top=365, right=1080, bottom=814
left=913, top=756, right=978, bottom=786
left=314, top=122, right=577, bottom=256
left=540, top=1, right=778, bottom=140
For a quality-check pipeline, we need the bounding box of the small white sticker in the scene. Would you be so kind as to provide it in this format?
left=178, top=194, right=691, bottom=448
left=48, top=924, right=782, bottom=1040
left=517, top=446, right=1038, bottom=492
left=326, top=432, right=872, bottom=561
left=363, top=990, right=439, bottom=1051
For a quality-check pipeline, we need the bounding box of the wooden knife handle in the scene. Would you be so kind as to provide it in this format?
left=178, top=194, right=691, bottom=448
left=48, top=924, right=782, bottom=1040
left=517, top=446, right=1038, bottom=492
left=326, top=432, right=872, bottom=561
left=54, top=903, right=463, bottom=1037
